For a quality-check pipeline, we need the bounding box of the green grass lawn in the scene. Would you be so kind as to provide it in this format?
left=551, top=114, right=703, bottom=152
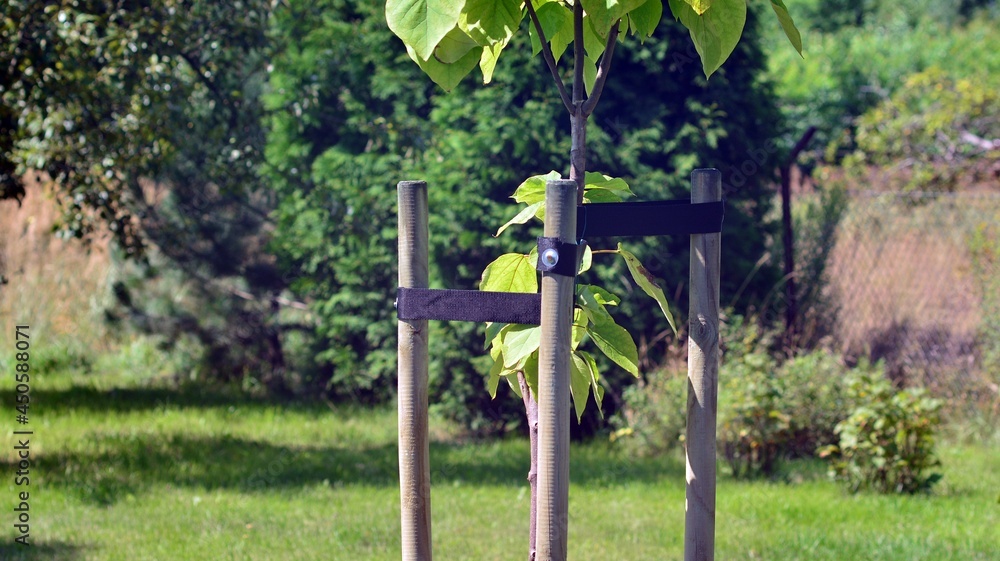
left=1, top=366, right=998, bottom=560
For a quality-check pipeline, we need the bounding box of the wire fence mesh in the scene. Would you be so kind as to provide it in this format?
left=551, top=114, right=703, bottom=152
left=823, top=190, right=1000, bottom=409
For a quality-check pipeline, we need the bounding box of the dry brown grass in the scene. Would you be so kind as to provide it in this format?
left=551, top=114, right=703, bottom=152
left=0, top=176, right=114, bottom=352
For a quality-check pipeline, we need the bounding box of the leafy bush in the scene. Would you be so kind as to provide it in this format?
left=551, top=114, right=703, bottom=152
left=718, top=351, right=789, bottom=477
left=840, top=68, right=1000, bottom=192
left=614, top=314, right=859, bottom=475
left=610, top=366, right=688, bottom=457
left=821, top=371, right=944, bottom=494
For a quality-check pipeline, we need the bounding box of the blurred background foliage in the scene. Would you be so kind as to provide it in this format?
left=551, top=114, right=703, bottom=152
left=2, top=0, right=998, bottom=448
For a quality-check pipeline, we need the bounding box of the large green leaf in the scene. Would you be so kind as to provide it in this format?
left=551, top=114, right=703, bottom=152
left=770, top=0, right=802, bottom=56
left=586, top=313, right=639, bottom=376
left=387, top=0, right=466, bottom=61
left=459, top=0, right=522, bottom=46
left=617, top=243, right=677, bottom=334
left=495, top=201, right=542, bottom=236
left=478, top=39, right=507, bottom=83
left=578, top=285, right=614, bottom=323
left=406, top=43, right=481, bottom=91
left=628, top=0, right=662, bottom=39
left=502, top=325, right=542, bottom=369
left=577, top=284, right=621, bottom=307
left=584, top=171, right=632, bottom=197
left=580, top=0, right=646, bottom=38
left=570, top=350, right=593, bottom=422
left=580, top=350, right=605, bottom=409
left=513, top=170, right=561, bottom=205
left=434, top=26, right=479, bottom=63
left=480, top=253, right=538, bottom=293
left=668, top=0, right=746, bottom=78
left=528, top=1, right=574, bottom=63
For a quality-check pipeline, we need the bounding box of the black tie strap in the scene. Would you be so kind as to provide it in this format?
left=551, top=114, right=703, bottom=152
left=577, top=199, right=724, bottom=238
left=396, top=288, right=541, bottom=325
left=536, top=237, right=582, bottom=278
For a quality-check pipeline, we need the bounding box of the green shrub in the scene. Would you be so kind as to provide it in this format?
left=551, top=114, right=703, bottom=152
left=781, top=351, right=854, bottom=457
left=610, top=366, right=688, bottom=457
left=718, top=351, right=789, bottom=478
left=821, top=371, right=944, bottom=494
left=718, top=348, right=858, bottom=478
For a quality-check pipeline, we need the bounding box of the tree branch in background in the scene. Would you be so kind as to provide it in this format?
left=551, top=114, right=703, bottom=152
left=525, top=0, right=573, bottom=113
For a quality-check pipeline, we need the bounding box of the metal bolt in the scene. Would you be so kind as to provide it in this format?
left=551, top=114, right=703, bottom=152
left=541, top=247, right=559, bottom=268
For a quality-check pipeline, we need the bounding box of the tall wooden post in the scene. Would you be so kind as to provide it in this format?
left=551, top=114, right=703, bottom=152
left=535, top=179, right=577, bottom=561
left=685, top=169, right=721, bottom=561
left=397, top=180, right=432, bottom=561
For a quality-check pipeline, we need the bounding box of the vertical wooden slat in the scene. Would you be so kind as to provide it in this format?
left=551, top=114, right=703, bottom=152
left=535, top=179, right=577, bottom=561
left=397, top=180, right=432, bottom=561
left=685, top=169, right=722, bottom=561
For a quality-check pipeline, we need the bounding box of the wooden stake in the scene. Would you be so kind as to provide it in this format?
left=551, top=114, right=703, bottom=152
left=535, top=179, right=577, bottom=561
left=685, top=169, right=722, bottom=561
left=397, top=180, right=432, bottom=561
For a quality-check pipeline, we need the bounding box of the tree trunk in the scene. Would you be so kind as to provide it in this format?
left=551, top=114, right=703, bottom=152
left=519, top=372, right=539, bottom=561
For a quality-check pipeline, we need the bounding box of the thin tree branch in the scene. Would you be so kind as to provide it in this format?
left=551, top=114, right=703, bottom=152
left=581, top=21, right=620, bottom=117
left=525, top=0, right=573, bottom=113
left=572, top=1, right=585, bottom=111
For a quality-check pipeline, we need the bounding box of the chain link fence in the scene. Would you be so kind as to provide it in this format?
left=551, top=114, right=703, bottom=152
left=822, top=190, right=1000, bottom=409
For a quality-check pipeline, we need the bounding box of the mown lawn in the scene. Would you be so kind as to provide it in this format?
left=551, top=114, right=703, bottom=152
left=1, top=366, right=998, bottom=560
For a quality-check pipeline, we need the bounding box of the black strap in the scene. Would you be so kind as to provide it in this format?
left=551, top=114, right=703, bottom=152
left=396, top=288, right=541, bottom=325
left=536, top=237, right=580, bottom=277
left=577, top=199, right=724, bottom=238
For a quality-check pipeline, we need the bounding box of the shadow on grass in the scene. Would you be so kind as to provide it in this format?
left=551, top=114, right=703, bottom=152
left=0, top=384, right=317, bottom=415
left=0, top=541, right=88, bottom=560
left=2, top=433, right=683, bottom=507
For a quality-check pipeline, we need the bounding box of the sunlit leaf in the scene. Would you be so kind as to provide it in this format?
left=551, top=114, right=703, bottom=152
left=479, top=39, right=507, bottom=83
left=480, top=253, right=538, bottom=293
left=386, top=0, right=466, bottom=61
left=667, top=0, right=746, bottom=78
left=528, top=1, right=574, bottom=63
left=459, top=0, right=522, bottom=46
left=770, top=0, right=802, bottom=56
left=617, top=243, right=677, bottom=334
left=495, top=201, right=542, bottom=236
left=683, top=0, right=712, bottom=16
left=580, top=0, right=647, bottom=38
left=434, top=26, right=478, bottom=63
left=405, top=43, right=481, bottom=91
left=513, top=170, right=561, bottom=205
left=502, top=325, right=542, bottom=369
left=578, top=244, right=593, bottom=274
left=577, top=284, right=621, bottom=307
left=587, top=313, right=639, bottom=376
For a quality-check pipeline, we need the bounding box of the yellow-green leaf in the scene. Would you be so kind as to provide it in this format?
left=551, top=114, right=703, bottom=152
left=667, top=0, right=746, bottom=78
left=387, top=0, right=466, bottom=62
left=495, top=201, right=542, bottom=236
left=480, top=253, right=538, bottom=293
left=502, top=325, right=542, bottom=369
left=617, top=243, right=677, bottom=334
left=770, top=0, right=802, bottom=56
left=405, top=43, right=481, bottom=91
left=570, top=350, right=593, bottom=422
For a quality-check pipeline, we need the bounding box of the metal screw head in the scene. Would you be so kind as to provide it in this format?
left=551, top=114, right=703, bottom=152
left=541, top=247, right=559, bottom=268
